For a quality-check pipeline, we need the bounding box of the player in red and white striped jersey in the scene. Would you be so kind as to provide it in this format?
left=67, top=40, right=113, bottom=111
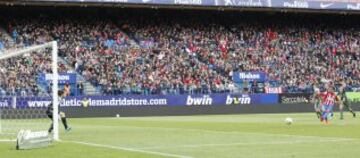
left=320, top=86, right=341, bottom=125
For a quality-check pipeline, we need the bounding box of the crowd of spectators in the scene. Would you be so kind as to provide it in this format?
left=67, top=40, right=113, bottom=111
left=3, top=15, right=233, bottom=95
left=0, top=31, right=15, bottom=54
left=120, top=12, right=359, bottom=93
left=0, top=51, right=56, bottom=96
left=0, top=18, right=71, bottom=96
left=0, top=11, right=359, bottom=96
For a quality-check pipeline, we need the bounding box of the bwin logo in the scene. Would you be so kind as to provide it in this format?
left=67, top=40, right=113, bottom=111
left=226, top=95, right=251, bottom=105
left=186, top=95, right=212, bottom=105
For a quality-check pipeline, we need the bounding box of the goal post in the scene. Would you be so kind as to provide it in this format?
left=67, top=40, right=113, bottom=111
left=0, top=41, right=59, bottom=141
left=52, top=41, right=59, bottom=141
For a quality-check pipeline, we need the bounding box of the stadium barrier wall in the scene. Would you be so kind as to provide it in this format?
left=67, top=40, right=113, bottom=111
left=1, top=93, right=360, bottom=118
left=0, top=93, right=279, bottom=108
left=85, top=92, right=354, bottom=117
left=2, top=103, right=360, bottom=118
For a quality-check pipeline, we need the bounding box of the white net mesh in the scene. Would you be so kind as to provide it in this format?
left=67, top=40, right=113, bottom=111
left=0, top=43, right=58, bottom=141
left=0, top=97, right=51, bottom=140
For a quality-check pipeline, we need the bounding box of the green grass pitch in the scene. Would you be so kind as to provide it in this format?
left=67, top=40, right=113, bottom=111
left=1, top=113, right=360, bottom=158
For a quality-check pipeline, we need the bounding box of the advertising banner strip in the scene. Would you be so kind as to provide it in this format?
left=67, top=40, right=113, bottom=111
left=23, top=0, right=360, bottom=11
left=346, top=92, right=360, bottom=103
left=38, top=73, right=77, bottom=84
left=265, top=87, right=282, bottom=94
left=0, top=93, right=279, bottom=108
left=232, top=71, right=267, bottom=83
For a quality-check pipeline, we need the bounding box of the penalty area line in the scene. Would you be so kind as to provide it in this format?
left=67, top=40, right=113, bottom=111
left=63, top=140, right=193, bottom=158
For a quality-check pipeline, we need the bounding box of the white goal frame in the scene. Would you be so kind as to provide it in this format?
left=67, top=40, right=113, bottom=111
left=0, top=41, right=59, bottom=141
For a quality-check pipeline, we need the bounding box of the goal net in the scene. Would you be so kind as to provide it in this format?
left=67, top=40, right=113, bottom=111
left=0, top=41, right=60, bottom=141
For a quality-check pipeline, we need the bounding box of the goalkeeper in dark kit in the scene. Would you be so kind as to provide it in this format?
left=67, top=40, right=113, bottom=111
left=46, top=90, right=72, bottom=133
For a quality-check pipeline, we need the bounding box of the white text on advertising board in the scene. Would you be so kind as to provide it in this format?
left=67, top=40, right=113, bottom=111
left=347, top=3, right=360, bottom=10
left=186, top=95, right=212, bottom=105
left=45, top=74, right=70, bottom=81
left=223, top=0, right=263, bottom=7
left=174, top=0, right=202, bottom=5
left=0, top=101, right=8, bottom=107
left=238, top=72, right=260, bottom=80
left=283, top=0, right=309, bottom=8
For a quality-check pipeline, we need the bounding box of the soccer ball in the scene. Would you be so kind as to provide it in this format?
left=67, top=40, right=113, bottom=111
left=285, top=117, right=293, bottom=125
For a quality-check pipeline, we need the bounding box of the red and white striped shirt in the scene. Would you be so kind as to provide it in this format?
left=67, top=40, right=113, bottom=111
left=321, top=92, right=339, bottom=106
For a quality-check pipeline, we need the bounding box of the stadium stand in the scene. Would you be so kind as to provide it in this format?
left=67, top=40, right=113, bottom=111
left=0, top=10, right=359, bottom=95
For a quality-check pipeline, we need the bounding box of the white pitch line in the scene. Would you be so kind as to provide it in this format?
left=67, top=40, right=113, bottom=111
left=0, top=139, right=16, bottom=142
left=138, top=139, right=353, bottom=150
left=64, top=140, right=193, bottom=158
left=0, top=132, right=16, bottom=135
